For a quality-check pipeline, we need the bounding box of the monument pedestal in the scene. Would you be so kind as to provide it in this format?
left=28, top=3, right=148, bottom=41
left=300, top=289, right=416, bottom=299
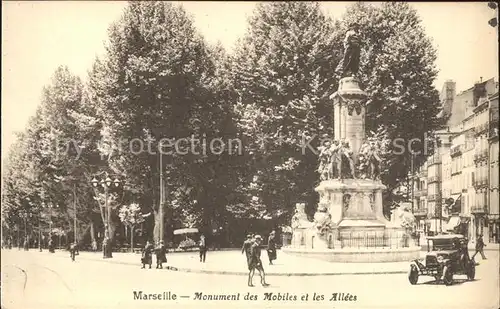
left=284, top=76, right=420, bottom=262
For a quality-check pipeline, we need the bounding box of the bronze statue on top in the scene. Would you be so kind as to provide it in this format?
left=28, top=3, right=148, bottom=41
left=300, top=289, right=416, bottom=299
left=336, top=22, right=361, bottom=78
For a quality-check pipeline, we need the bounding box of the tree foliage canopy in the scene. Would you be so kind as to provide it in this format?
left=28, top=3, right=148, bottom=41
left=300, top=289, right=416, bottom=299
left=3, top=2, right=442, bottom=245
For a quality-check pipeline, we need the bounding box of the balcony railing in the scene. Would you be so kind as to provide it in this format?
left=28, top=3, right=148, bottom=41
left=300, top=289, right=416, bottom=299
left=451, top=170, right=462, bottom=176
left=474, top=150, right=489, bottom=162
left=471, top=205, right=487, bottom=214
left=428, top=194, right=441, bottom=201
left=428, top=157, right=442, bottom=166
left=414, top=189, right=428, bottom=197
left=489, top=126, right=499, bottom=140
left=473, top=179, right=489, bottom=188
left=450, top=145, right=463, bottom=157
left=412, top=208, right=427, bottom=217
left=428, top=176, right=440, bottom=183
left=475, top=123, right=488, bottom=136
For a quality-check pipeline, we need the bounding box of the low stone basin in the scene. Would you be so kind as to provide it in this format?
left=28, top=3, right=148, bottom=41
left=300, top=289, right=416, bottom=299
left=282, top=246, right=421, bottom=263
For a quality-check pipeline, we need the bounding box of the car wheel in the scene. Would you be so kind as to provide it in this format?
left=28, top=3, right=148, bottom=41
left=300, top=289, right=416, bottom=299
left=408, top=265, right=419, bottom=285
left=467, top=262, right=475, bottom=281
left=443, top=266, right=453, bottom=286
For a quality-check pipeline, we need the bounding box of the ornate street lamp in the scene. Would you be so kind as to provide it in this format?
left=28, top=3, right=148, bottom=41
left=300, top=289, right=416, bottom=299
left=91, top=173, right=122, bottom=258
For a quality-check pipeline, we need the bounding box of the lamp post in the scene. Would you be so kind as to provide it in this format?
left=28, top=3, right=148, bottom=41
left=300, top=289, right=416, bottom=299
left=91, top=174, right=122, bottom=258
left=42, top=202, right=57, bottom=250
left=411, top=153, right=415, bottom=213
left=38, top=210, right=42, bottom=252
left=72, top=183, right=78, bottom=244
left=160, top=152, right=164, bottom=243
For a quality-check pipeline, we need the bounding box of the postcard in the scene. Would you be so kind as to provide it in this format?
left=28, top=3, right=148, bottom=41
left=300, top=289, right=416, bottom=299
left=1, top=2, right=499, bottom=309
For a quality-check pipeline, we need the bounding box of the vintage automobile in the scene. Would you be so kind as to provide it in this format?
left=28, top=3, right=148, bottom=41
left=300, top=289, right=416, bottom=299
left=408, top=234, right=475, bottom=286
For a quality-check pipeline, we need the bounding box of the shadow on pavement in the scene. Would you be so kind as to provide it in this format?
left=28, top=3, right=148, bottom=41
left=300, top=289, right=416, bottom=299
left=418, top=278, right=480, bottom=286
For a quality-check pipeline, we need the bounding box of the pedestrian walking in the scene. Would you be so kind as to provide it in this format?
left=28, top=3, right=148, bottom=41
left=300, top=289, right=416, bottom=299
left=472, top=234, right=487, bottom=260
left=69, top=242, right=79, bottom=262
left=23, top=237, right=29, bottom=251
left=248, top=235, right=269, bottom=287
left=242, top=234, right=253, bottom=266
left=102, top=237, right=109, bottom=258
left=199, top=234, right=207, bottom=263
left=267, top=230, right=277, bottom=265
left=155, top=240, right=167, bottom=269
left=141, top=241, right=154, bottom=269
left=91, top=239, right=97, bottom=252
left=48, top=238, right=55, bottom=253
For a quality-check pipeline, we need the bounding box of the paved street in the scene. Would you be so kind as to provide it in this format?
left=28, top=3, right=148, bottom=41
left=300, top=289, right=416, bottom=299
left=1, top=249, right=498, bottom=309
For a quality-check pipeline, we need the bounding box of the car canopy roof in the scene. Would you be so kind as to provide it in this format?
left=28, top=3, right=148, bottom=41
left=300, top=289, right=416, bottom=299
left=427, top=234, right=464, bottom=240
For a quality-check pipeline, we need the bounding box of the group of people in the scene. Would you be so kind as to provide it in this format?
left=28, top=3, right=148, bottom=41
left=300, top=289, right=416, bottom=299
left=317, top=140, right=356, bottom=180
left=140, top=240, right=168, bottom=269
left=241, top=231, right=276, bottom=287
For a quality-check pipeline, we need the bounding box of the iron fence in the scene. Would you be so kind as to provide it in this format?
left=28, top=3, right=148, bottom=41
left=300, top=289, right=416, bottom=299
left=336, top=232, right=420, bottom=249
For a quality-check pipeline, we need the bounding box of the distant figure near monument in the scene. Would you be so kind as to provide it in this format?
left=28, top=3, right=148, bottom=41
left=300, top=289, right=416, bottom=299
left=336, top=22, right=361, bottom=77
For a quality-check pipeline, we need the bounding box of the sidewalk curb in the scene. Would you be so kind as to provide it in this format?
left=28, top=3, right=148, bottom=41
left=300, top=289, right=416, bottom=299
left=419, top=246, right=499, bottom=252
left=47, top=253, right=409, bottom=276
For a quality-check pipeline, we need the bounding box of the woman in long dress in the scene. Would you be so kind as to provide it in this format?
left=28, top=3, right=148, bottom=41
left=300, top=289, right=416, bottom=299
left=267, top=231, right=277, bottom=265
left=141, top=241, right=154, bottom=269
left=155, top=240, right=167, bottom=269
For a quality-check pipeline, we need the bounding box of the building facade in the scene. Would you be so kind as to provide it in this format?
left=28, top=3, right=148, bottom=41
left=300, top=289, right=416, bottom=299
left=488, top=91, right=499, bottom=243
left=473, top=97, right=490, bottom=241
left=415, top=78, right=498, bottom=240
left=461, top=113, right=476, bottom=241
left=412, top=161, right=428, bottom=237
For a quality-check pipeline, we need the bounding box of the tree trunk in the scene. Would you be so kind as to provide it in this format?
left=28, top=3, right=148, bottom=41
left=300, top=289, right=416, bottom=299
left=153, top=208, right=164, bottom=245
left=131, top=225, right=134, bottom=253
left=109, top=220, right=117, bottom=244
left=90, top=221, right=96, bottom=243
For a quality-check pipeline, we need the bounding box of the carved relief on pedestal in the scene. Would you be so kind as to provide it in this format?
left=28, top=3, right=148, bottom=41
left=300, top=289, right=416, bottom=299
left=292, top=202, right=312, bottom=229
left=369, top=192, right=375, bottom=211
left=314, top=203, right=333, bottom=236
left=343, top=193, right=351, bottom=213
left=346, top=99, right=364, bottom=116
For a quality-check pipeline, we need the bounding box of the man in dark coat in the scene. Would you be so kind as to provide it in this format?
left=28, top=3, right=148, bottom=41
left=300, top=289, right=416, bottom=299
left=242, top=234, right=253, bottom=267
left=23, top=237, right=29, bottom=251
left=141, top=241, right=154, bottom=269
left=199, top=234, right=207, bottom=263
left=155, top=240, right=167, bottom=269
left=48, top=238, right=55, bottom=253
left=102, top=237, right=109, bottom=258
left=472, top=234, right=487, bottom=260
left=267, top=230, right=277, bottom=265
left=69, top=242, right=79, bottom=262
left=248, top=235, right=269, bottom=287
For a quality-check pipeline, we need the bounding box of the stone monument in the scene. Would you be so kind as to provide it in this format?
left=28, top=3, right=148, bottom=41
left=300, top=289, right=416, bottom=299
left=283, top=23, right=420, bottom=262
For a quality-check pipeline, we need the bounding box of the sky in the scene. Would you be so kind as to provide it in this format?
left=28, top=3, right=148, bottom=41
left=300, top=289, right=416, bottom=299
left=2, top=1, right=499, bottom=166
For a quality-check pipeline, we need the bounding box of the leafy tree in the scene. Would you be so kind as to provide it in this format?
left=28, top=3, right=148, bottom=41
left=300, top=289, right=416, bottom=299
left=89, top=1, right=237, bottom=243
left=36, top=66, right=106, bottom=243
left=2, top=66, right=105, bottom=245
left=118, top=202, right=145, bottom=251
left=232, top=2, right=442, bottom=222
left=230, top=2, right=340, bottom=222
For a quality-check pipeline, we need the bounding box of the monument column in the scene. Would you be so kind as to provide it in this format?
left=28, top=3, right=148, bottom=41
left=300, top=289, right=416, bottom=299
left=331, top=77, right=368, bottom=160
